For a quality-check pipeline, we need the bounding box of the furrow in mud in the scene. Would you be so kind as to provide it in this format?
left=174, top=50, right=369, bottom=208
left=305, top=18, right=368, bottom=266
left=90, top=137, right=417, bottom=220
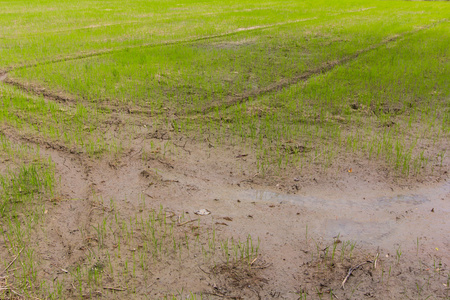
left=1, top=76, right=138, bottom=115
left=2, top=20, right=147, bottom=39
left=0, top=126, right=85, bottom=156
left=3, top=20, right=153, bottom=39
left=0, top=126, right=93, bottom=200
left=3, top=76, right=76, bottom=103
left=193, top=20, right=448, bottom=115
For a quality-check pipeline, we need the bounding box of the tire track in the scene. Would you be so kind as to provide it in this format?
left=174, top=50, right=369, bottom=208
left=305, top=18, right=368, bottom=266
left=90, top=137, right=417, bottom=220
left=188, top=19, right=448, bottom=116
left=0, top=6, right=378, bottom=72
left=1, top=76, right=140, bottom=115
left=0, top=7, right=380, bottom=79
left=3, top=17, right=317, bottom=73
left=2, top=19, right=447, bottom=121
left=0, top=125, right=92, bottom=200
left=1, top=7, right=274, bottom=39
left=0, top=125, right=116, bottom=275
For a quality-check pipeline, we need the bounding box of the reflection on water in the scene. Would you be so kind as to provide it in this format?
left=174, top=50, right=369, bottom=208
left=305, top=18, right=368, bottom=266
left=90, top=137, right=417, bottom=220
left=324, top=219, right=394, bottom=243
left=242, top=181, right=449, bottom=247
left=248, top=189, right=431, bottom=210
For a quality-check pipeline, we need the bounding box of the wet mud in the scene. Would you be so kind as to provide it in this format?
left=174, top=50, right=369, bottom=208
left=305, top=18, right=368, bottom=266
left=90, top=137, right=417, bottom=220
left=29, top=134, right=449, bottom=298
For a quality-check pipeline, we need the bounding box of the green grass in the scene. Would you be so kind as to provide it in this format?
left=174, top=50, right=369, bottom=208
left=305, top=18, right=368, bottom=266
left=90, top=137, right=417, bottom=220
left=1, top=1, right=449, bottom=298
left=8, top=4, right=448, bottom=112
left=3, top=0, right=448, bottom=177
left=6, top=0, right=441, bottom=68
left=0, top=134, right=56, bottom=298
left=0, top=83, right=122, bottom=156
left=186, top=21, right=449, bottom=175
left=0, top=0, right=364, bottom=68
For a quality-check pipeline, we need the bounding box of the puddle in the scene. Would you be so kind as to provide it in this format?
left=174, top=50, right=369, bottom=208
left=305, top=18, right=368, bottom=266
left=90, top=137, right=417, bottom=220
left=248, top=181, right=448, bottom=209
left=324, top=219, right=394, bottom=243
left=240, top=181, right=449, bottom=250
left=247, top=189, right=432, bottom=210
left=376, top=194, right=429, bottom=206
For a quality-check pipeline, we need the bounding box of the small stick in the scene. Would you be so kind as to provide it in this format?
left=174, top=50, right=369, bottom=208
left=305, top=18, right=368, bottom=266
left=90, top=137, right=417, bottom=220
left=249, top=286, right=261, bottom=300
left=2, top=247, right=24, bottom=274
left=177, top=219, right=198, bottom=226
left=250, top=257, right=258, bottom=266
left=341, top=260, right=372, bottom=289
left=10, top=289, right=24, bottom=298
left=251, top=263, right=272, bottom=269
left=203, top=291, right=230, bottom=298
left=198, top=265, right=211, bottom=275
left=312, top=152, right=322, bottom=162
left=103, top=287, right=126, bottom=291
left=173, top=141, right=191, bottom=155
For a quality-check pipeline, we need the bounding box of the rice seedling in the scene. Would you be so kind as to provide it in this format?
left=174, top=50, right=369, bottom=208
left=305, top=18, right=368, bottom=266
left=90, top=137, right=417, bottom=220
left=180, top=20, right=449, bottom=176
left=0, top=136, right=56, bottom=298
left=5, top=0, right=394, bottom=68
left=0, top=83, right=119, bottom=157
left=0, top=0, right=448, bottom=298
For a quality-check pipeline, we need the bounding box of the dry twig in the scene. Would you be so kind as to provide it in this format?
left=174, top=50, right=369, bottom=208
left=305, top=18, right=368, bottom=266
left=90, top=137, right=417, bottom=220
left=341, top=260, right=373, bottom=289
left=103, top=286, right=126, bottom=291
left=177, top=219, right=198, bottom=227
left=1, top=248, right=24, bottom=275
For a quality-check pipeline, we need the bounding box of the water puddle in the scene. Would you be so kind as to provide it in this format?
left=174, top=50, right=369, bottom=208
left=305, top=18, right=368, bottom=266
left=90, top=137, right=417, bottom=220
left=240, top=181, right=449, bottom=250
left=376, top=194, right=429, bottom=206
left=324, top=219, right=394, bottom=244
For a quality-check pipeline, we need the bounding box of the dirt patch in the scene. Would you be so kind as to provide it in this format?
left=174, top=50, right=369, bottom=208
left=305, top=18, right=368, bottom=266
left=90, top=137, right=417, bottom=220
left=0, top=83, right=448, bottom=296
left=1, top=126, right=444, bottom=298
left=210, top=38, right=257, bottom=50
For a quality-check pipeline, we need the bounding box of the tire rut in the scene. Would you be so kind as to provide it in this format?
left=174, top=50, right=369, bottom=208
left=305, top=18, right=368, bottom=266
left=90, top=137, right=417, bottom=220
left=0, top=126, right=92, bottom=200
left=0, top=125, right=112, bottom=273
left=1, top=5, right=380, bottom=72
left=2, top=7, right=290, bottom=39
left=3, top=18, right=317, bottom=74
left=190, top=19, right=448, bottom=115
left=2, top=19, right=447, bottom=122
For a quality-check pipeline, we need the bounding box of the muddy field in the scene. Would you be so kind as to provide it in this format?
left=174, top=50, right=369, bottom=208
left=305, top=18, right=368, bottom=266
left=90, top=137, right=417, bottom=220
left=0, top=123, right=448, bottom=299
left=1, top=0, right=449, bottom=299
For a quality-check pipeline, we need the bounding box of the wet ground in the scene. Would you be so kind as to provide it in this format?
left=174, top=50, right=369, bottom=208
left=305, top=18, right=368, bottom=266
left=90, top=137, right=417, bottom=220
left=41, top=134, right=450, bottom=298
left=2, top=128, right=449, bottom=298
left=244, top=181, right=449, bottom=253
